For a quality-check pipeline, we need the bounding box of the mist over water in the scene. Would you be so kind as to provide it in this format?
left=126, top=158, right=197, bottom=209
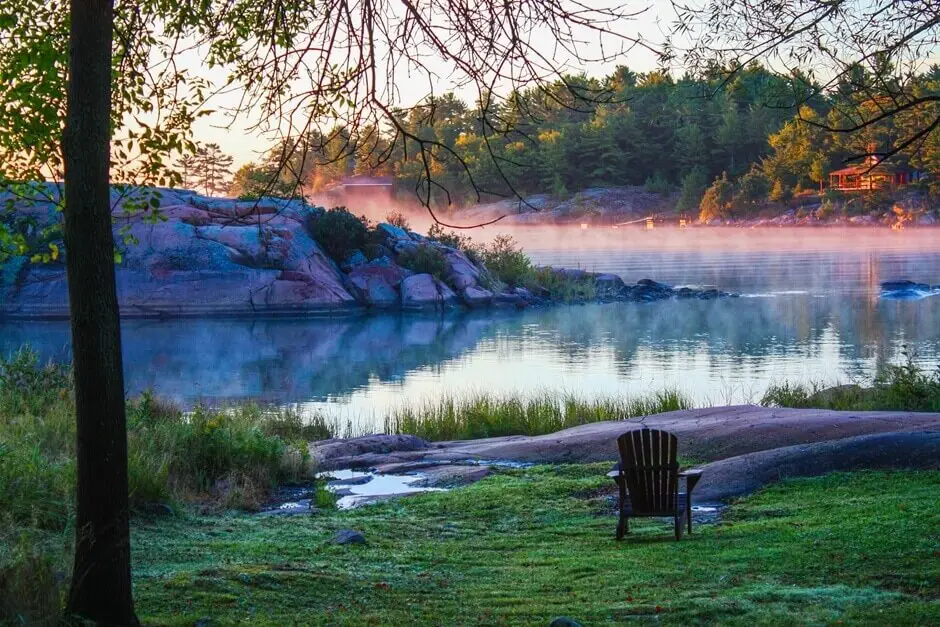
left=2, top=228, right=939, bottom=430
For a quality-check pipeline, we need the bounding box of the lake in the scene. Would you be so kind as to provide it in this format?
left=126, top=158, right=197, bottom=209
left=2, top=227, right=939, bottom=430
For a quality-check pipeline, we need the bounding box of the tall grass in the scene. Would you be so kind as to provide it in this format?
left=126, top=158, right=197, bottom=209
left=0, top=348, right=331, bottom=527
left=0, top=348, right=335, bottom=623
left=761, top=356, right=940, bottom=412
left=385, top=389, right=692, bottom=441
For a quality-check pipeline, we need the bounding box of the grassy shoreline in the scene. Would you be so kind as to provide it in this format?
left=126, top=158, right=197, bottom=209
left=51, top=469, right=940, bottom=624
left=4, top=346, right=940, bottom=623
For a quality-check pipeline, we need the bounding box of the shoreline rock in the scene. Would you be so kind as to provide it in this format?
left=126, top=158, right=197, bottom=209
left=880, top=280, right=940, bottom=300
left=306, top=406, right=940, bottom=504
left=0, top=186, right=737, bottom=319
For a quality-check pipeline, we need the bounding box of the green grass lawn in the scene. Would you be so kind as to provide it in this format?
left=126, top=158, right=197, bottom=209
left=132, top=467, right=940, bottom=626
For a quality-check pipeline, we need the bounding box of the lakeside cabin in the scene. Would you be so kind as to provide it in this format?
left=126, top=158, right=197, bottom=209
left=828, top=147, right=920, bottom=192
left=828, top=162, right=919, bottom=191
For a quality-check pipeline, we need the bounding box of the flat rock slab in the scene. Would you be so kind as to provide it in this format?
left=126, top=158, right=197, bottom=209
left=427, top=405, right=940, bottom=463
left=693, top=431, right=940, bottom=502
left=311, top=406, right=940, bottom=469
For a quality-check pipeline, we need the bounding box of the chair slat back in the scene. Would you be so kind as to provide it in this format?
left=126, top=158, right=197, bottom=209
left=616, top=428, right=679, bottom=514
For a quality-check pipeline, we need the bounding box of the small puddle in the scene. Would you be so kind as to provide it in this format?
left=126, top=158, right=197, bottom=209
left=259, top=469, right=447, bottom=515
left=324, top=469, right=446, bottom=509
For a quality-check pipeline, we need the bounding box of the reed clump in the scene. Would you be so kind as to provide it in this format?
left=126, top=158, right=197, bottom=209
left=384, top=389, right=692, bottom=441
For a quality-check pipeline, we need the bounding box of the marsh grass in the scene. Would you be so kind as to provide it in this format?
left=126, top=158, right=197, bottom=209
left=0, top=348, right=324, bottom=522
left=385, top=389, right=692, bottom=441
left=761, top=356, right=940, bottom=412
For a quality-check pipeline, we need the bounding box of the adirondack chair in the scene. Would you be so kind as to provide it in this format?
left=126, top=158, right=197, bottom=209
left=611, top=428, right=702, bottom=541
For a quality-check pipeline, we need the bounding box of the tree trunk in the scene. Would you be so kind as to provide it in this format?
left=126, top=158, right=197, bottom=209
left=63, top=0, right=138, bottom=624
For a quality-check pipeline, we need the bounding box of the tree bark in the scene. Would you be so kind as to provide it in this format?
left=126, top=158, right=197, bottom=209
left=63, top=0, right=138, bottom=624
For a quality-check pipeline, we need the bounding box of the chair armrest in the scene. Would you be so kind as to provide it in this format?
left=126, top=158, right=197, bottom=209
left=679, top=469, right=704, bottom=493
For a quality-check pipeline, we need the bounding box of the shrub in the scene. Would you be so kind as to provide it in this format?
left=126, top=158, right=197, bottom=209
left=676, top=167, right=709, bottom=213
left=398, top=244, right=449, bottom=280
left=761, top=355, right=940, bottom=412
left=0, top=349, right=324, bottom=520
left=480, top=234, right=532, bottom=287
left=385, top=211, right=410, bottom=230
left=643, top=172, right=671, bottom=195
left=698, top=172, right=734, bottom=222
left=0, top=536, right=64, bottom=626
left=769, top=178, right=792, bottom=202
left=0, top=346, right=71, bottom=415
left=525, top=267, right=597, bottom=302
left=734, top=166, right=771, bottom=206
left=427, top=224, right=483, bottom=262
left=816, top=199, right=836, bottom=220
left=305, top=206, right=371, bottom=260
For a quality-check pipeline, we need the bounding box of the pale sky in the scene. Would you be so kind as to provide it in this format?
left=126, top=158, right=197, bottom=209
left=178, top=1, right=940, bottom=170
left=183, top=1, right=675, bottom=168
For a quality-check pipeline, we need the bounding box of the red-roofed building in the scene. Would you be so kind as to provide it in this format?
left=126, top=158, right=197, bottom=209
left=828, top=146, right=921, bottom=191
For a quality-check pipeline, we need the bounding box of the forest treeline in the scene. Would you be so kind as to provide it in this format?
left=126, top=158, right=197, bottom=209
left=200, top=63, right=940, bottom=218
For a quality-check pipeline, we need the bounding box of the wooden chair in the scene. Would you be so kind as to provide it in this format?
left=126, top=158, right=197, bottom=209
left=610, top=428, right=702, bottom=541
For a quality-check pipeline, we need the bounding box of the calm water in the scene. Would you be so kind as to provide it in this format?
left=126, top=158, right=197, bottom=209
left=2, top=228, right=939, bottom=429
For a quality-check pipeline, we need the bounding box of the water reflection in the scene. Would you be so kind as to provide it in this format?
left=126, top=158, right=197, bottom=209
left=2, top=238, right=939, bottom=428
left=3, top=293, right=938, bottom=417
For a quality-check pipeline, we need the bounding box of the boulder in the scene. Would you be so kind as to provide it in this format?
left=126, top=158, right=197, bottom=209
left=347, top=258, right=412, bottom=288
left=310, top=434, right=429, bottom=469
left=881, top=280, right=930, bottom=292
left=548, top=267, right=591, bottom=280
left=1, top=199, right=359, bottom=318
left=330, top=529, right=367, bottom=545
left=401, top=274, right=445, bottom=310
left=462, top=285, right=494, bottom=308
left=435, top=278, right=461, bottom=308
left=492, top=291, right=525, bottom=308
left=880, top=280, right=938, bottom=301
left=442, top=248, right=482, bottom=291
left=636, top=278, right=672, bottom=291
left=348, top=273, right=399, bottom=309
left=340, top=250, right=368, bottom=272
left=630, top=278, right=675, bottom=302
left=594, top=273, right=626, bottom=299
left=391, top=238, right=418, bottom=256
left=377, top=222, right=410, bottom=241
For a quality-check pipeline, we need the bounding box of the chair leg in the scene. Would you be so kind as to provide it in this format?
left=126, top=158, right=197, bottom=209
left=616, top=515, right=626, bottom=540
left=687, top=505, right=693, bottom=534
left=674, top=514, right=683, bottom=541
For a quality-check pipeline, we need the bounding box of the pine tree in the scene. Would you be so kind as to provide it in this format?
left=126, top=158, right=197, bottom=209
left=194, top=142, right=234, bottom=196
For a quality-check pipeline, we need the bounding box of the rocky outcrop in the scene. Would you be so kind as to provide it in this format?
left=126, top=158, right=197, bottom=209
left=880, top=280, right=939, bottom=300
left=692, top=431, right=940, bottom=502
left=0, top=185, right=736, bottom=319
left=306, top=408, right=940, bottom=505
left=308, top=405, right=940, bottom=468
